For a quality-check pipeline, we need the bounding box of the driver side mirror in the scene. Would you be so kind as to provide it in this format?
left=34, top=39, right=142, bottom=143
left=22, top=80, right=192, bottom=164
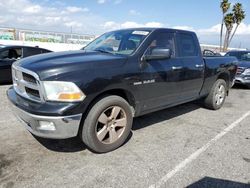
left=143, top=48, right=171, bottom=61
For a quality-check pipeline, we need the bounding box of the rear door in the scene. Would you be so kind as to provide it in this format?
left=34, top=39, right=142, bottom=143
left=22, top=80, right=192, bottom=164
left=175, top=32, right=204, bottom=99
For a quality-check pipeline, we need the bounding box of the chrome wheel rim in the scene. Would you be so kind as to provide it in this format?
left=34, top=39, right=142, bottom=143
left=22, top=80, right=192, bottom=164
left=95, top=106, right=127, bottom=144
left=215, top=84, right=226, bottom=106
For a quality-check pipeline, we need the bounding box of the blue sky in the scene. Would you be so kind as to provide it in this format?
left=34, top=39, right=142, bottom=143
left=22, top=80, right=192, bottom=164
left=68, top=0, right=250, bottom=28
left=0, top=0, right=250, bottom=48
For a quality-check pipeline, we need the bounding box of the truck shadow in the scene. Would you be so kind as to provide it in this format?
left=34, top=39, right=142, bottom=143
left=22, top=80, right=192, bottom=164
left=33, top=131, right=133, bottom=153
left=232, top=84, right=250, bottom=90
left=33, top=101, right=200, bottom=153
left=132, top=101, right=200, bottom=131
left=0, top=82, right=12, bottom=86
left=33, top=136, right=87, bottom=153
left=186, top=176, right=250, bottom=188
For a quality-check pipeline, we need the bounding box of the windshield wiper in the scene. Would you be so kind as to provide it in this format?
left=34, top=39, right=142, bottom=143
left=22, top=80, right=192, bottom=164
left=94, top=49, right=114, bottom=54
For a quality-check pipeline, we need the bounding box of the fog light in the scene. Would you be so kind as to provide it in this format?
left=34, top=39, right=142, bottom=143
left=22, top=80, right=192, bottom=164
left=38, top=121, right=56, bottom=131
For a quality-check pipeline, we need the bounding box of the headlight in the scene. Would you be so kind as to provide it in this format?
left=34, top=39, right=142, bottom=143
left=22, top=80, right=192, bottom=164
left=42, top=81, right=86, bottom=102
left=243, top=68, right=250, bottom=75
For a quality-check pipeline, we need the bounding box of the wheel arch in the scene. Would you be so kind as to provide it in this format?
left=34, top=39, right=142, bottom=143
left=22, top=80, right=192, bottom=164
left=78, top=88, right=136, bottom=138
left=217, top=72, right=230, bottom=93
left=83, top=88, right=136, bottom=119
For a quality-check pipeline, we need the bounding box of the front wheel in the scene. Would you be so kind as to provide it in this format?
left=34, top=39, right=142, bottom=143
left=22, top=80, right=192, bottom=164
left=204, top=79, right=227, bottom=110
left=81, top=95, right=133, bottom=153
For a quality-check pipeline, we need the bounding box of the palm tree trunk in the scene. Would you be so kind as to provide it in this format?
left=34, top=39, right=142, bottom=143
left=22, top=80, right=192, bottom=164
left=228, top=24, right=239, bottom=47
left=220, top=17, right=224, bottom=52
left=223, top=30, right=228, bottom=52
left=225, top=31, right=232, bottom=51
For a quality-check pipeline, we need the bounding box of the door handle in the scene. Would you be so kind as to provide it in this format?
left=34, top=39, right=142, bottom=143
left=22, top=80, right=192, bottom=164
left=195, top=64, right=204, bottom=68
left=172, top=66, right=183, bottom=70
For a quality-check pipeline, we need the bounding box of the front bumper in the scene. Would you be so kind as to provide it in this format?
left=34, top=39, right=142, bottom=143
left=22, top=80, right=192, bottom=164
left=7, top=88, right=82, bottom=139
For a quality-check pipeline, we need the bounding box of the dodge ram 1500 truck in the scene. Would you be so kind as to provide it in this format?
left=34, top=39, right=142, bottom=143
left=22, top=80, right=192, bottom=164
left=7, top=28, right=237, bottom=153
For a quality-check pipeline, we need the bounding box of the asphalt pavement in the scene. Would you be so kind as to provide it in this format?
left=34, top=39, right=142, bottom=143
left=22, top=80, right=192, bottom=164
left=0, top=84, right=249, bottom=188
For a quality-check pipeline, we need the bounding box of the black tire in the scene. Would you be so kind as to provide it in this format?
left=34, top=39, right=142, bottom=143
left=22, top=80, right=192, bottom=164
left=81, top=95, right=133, bottom=153
left=204, top=79, right=227, bottom=110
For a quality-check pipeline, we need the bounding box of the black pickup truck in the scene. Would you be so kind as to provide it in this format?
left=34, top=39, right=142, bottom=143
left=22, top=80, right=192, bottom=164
left=7, top=28, right=237, bottom=153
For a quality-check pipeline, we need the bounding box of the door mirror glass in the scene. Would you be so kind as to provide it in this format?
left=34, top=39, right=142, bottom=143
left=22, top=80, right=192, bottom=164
left=144, top=48, right=171, bottom=61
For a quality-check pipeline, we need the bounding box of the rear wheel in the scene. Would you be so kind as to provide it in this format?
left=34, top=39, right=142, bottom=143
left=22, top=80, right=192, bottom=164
left=81, top=95, right=133, bottom=153
left=204, top=79, right=227, bottom=110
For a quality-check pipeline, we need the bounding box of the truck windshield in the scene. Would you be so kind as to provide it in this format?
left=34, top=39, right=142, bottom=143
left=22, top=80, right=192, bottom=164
left=84, top=30, right=150, bottom=55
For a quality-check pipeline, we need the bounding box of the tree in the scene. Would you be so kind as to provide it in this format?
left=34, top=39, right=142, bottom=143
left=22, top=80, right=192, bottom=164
left=228, top=3, right=245, bottom=47
left=223, top=13, right=234, bottom=51
left=220, top=0, right=231, bottom=52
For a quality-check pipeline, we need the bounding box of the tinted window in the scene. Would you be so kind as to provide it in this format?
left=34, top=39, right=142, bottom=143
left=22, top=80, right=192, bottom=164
left=226, top=51, right=250, bottom=61
left=240, top=52, right=250, bottom=61
left=23, top=47, right=42, bottom=57
left=225, top=51, right=240, bottom=59
left=0, top=48, right=22, bottom=60
left=41, top=49, right=51, bottom=53
left=0, top=50, right=9, bottom=59
left=177, top=33, right=198, bottom=57
left=145, top=32, right=175, bottom=57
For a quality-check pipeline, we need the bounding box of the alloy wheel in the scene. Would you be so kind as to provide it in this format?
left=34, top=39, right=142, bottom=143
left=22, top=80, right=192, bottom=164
left=95, top=106, right=127, bottom=144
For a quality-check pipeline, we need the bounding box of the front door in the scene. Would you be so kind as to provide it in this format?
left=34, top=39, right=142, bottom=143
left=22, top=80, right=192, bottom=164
left=139, top=31, right=184, bottom=111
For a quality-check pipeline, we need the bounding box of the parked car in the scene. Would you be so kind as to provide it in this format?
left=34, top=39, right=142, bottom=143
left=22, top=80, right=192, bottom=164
left=0, top=45, right=52, bottom=83
left=203, top=49, right=222, bottom=57
left=7, top=28, right=237, bottom=153
left=225, top=50, right=250, bottom=88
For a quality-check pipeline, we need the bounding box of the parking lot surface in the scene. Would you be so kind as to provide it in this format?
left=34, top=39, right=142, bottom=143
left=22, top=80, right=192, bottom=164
left=0, top=85, right=250, bottom=188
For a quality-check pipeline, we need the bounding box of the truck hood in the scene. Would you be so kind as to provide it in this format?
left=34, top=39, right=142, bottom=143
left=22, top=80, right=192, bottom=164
left=14, top=50, right=127, bottom=80
left=238, top=61, right=250, bottom=68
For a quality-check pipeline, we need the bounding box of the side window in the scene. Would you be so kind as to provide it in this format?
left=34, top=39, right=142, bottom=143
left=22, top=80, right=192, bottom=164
left=241, top=52, right=250, bottom=61
left=23, top=48, right=42, bottom=57
left=0, top=50, right=9, bottom=60
left=225, top=52, right=240, bottom=60
left=203, top=50, right=215, bottom=56
left=0, top=48, right=22, bottom=60
left=177, top=33, right=198, bottom=57
left=145, top=32, right=175, bottom=57
left=41, top=49, right=51, bottom=54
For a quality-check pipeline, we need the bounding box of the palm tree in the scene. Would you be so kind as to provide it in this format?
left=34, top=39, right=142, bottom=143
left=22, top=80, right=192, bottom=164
left=223, top=13, right=234, bottom=51
left=228, top=3, right=245, bottom=46
left=220, top=0, right=231, bottom=52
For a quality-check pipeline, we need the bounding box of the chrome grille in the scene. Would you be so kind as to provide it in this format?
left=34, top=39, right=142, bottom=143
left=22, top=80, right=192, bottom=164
left=236, top=67, right=245, bottom=75
left=12, top=65, right=43, bottom=102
